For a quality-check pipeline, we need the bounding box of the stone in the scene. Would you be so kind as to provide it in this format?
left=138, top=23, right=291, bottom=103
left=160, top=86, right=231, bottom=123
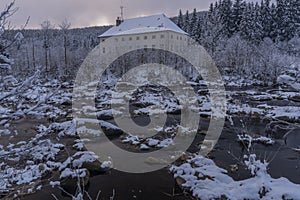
left=289, top=95, right=300, bottom=102
left=82, top=160, right=110, bottom=175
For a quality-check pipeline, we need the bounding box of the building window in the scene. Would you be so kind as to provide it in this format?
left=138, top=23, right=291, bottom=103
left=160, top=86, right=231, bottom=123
left=144, top=35, right=148, bottom=40
left=115, top=38, right=118, bottom=42
left=103, top=47, right=105, bottom=53
left=160, top=34, right=165, bottom=38
left=152, top=44, right=155, bottom=48
left=129, top=37, right=132, bottom=41
left=136, top=36, right=140, bottom=40
left=152, top=35, right=156, bottom=39
left=144, top=45, right=148, bottom=48
left=177, top=36, right=179, bottom=40
left=180, top=36, right=182, bottom=40
left=101, top=39, right=105, bottom=42
left=171, top=35, right=173, bottom=39
left=122, top=37, right=125, bottom=41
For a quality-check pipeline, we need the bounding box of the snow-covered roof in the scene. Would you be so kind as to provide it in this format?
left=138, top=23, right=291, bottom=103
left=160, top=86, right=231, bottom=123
left=99, top=14, right=187, bottom=38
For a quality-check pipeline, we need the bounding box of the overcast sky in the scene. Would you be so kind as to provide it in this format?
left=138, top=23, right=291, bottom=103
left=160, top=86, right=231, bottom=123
left=0, top=0, right=259, bottom=29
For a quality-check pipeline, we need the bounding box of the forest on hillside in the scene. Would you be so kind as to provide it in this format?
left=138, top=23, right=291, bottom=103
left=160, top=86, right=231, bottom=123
left=175, top=0, right=300, bottom=84
left=1, top=0, right=299, bottom=85
left=3, top=25, right=110, bottom=79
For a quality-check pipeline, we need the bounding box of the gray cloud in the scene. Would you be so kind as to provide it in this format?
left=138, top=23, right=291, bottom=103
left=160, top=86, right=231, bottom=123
left=0, top=0, right=259, bottom=29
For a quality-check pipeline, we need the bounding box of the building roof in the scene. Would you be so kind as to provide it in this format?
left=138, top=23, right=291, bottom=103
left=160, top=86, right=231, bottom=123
left=99, top=14, right=187, bottom=38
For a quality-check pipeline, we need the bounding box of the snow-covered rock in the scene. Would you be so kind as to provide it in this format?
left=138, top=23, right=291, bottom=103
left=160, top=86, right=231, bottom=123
left=171, top=154, right=300, bottom=200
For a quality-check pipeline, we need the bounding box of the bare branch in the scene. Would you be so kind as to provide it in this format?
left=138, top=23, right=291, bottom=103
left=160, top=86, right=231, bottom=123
left=20, top=16, right=30, bottom=30
left=0, top=70, right=40, bottom=101
left=58, top=19, right=71, bottom=31
left=0, top=1, right=18, bottom=30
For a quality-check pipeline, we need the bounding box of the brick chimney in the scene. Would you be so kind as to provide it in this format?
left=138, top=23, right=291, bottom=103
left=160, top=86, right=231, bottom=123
left=116, top=17, right=122, bottom=26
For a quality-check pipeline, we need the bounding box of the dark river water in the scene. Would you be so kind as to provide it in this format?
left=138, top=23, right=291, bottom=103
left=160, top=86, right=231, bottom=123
left=21, top=86, right=300, bottom=200
left=22, top=115, right=300, bottom=200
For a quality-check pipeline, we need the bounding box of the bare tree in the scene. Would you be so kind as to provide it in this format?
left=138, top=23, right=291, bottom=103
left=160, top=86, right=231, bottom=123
left=31, top=38, right=36, bottom=69
left=58, top=19, right=71, bottom=76
left=0, top=1, right=18, bottom=31
left=0, top=1, right=17, bottom=68
left=40, top=20, right=54, bottom=73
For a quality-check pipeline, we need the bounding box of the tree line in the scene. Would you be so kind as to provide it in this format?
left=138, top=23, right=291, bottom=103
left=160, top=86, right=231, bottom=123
left=175, top=0, right=300, bottom=84
left=1, top=0, right=299, bottom=84
left=4, top=21, right=110, bottom=79
left=177, top=0, right=299, bottom=44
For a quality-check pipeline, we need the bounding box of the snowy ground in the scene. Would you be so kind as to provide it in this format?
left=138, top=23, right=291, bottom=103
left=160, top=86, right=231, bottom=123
left=170, top=153, right=300, bottom=200
left=0, top=66, right=299, bottom=199
left=0, top=77, right=111, bottom=198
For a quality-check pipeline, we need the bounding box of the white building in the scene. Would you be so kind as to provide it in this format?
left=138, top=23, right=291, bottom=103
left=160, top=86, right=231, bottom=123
left=98, top=14, right=190, bottom=53
left=90, top=14, right=204, bottom=83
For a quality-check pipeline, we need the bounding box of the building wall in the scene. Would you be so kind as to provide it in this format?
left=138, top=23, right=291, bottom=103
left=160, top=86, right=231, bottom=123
left=99, top=30, right=189, bottom=55
left=96, top=31, right=198, bottom=82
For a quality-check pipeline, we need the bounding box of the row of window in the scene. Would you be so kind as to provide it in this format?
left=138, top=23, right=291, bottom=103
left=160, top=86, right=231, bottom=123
left=117, top=34, right=164, bottom=42
left=113, top=34, right=185, bottom=42
left=102, top=44, right=183, bottom=53
left=101, top=34, right=186, bottom=42
left=102, top=44, right=164, bottom=53
left=100, top=34, right=186, bottom=43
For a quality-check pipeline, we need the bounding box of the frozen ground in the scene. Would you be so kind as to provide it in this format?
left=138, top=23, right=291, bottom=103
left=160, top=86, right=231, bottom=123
left=171, top=153, right=300, bottom=200
left=0, top=66, right=299, bottom=199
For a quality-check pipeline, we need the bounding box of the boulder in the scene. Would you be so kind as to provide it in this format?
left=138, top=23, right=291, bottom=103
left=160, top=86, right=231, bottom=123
left=82, top=160, right=110, bottom=175
left=289, top=95, right=300, bottom=102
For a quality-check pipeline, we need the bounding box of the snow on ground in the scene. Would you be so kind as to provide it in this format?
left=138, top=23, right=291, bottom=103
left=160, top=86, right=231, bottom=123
left=60, top=168, right=87, bottom=179
left=170, top=154, right=300, bottom=200
left=0, top=78, right=72, bottom=123
left=73, top=138, right=90, bottom=150
left=267, top=106, right=300, bottom=121
left=72, top=151, right=98, bottom=168
left=226, top=89, right=300, bottom=122
left=277, top=74, right=300, bottom=91
left=0, top=131, right=64, bottom=193
left=0, top=64, right=299, bottom=198
left=122, top=135, right=140, bottom=145
left=47, top=120, right=77, bottom=137
left=227, top=103, right=264, bottom=116
left=223, top=75, right=265, bottom=87
left=0, top=79, right=115, bottom=196
left=237, top=133, right=275, bottom=147
left=0, top=119, right=110, bottom=194
left=121, top=134, right=175, bottom=149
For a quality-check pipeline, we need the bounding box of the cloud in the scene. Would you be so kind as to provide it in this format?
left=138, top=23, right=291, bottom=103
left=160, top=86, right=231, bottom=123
left=0, top=0, right=259, bottom=29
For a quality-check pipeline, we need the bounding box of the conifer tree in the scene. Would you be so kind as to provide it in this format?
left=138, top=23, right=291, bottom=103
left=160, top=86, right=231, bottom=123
left=269, top=3, right=278, bottom=40
left=177, top=9, right=184, bottom=29
left=190, top=8, right=198, bottom=38
left=183, top=10, right=190, bottom=33
left=240, top=3, right=253, bottom=40
left=276, top=0, right=289, bottom=40
left=231, top=0, right=245, bottom=33
left=260, top=0, right=272, bottom=39
left=219, top=0, right=233, bottom=37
